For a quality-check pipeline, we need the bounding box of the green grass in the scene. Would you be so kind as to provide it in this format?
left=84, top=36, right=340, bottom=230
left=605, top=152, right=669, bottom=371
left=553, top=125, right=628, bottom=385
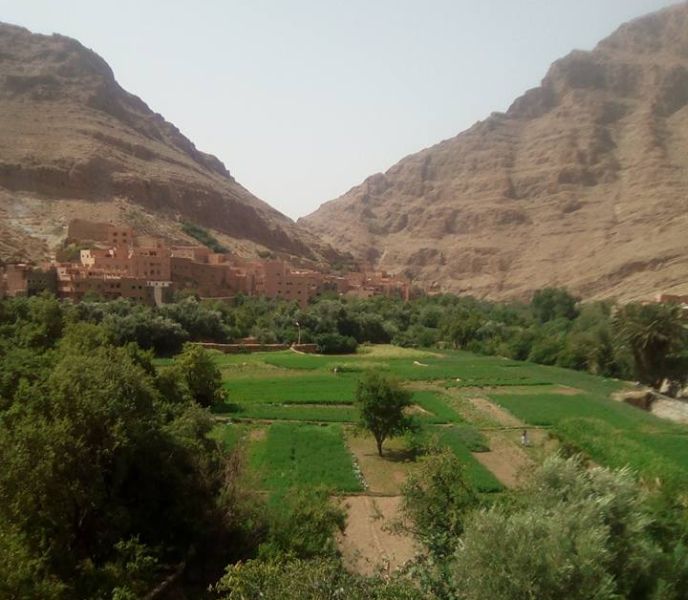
left=250, top=423, right=362, bottom=492
left=217, top=403, right=358, bottom=423
left=413, top=391, right=463, bottom=423
left=555, top=419, right=688, bottom=486
left=208, top=422, right=246, bottom=451
left=435, top=426, right=503, bottom=493
left=223, top=375, right=357, bottom=405
left=189, top=345, right=688, bottom=490
left=490, top=391, right=681, bottom=433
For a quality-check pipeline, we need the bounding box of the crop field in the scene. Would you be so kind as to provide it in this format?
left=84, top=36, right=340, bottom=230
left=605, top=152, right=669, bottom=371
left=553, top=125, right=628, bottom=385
left=219, top=403, right=358, bottom=423
left=223, top=374, right=357, bottom=405
left=188, top=345, right=688, bottom=499
left=433, top=426, right=503, bottom=493
left=412, top=391, right=464, bottom=423
left=488, top=391, right=670, bottom=430
left=250, top=423, right=363, bottom=493
left=555, top=419, right=688, bottom=485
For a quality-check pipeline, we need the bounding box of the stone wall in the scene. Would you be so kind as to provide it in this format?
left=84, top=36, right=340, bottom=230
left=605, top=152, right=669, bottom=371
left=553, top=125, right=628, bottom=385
left=195, top=342, right=319, bottom=354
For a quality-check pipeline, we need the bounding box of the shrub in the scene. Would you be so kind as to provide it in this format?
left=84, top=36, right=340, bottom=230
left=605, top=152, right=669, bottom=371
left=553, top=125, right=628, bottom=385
left=315, top=332, right=358, bottom=354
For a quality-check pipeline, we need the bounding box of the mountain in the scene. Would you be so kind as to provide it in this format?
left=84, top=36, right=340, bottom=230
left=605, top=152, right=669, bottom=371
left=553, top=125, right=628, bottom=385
left=0, top=23, right=336, bottom=264
left=301, top=3, right=688, bottom=301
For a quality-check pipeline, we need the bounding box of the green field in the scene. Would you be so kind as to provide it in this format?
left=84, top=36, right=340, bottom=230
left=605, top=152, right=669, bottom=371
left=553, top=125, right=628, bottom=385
left=223, top=374, right=357, bottom=405
left=194, top=346, right=688, bottom=495
left=434, top=426, right=503, bottom=493
left=250, top=423, right=362, bottom=493
left=412, top=390, right=464, bottom=423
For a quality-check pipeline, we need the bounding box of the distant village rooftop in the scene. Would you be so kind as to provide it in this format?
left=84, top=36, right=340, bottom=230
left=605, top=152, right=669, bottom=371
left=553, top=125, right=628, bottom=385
left=0, top=219, right=412, bottom=307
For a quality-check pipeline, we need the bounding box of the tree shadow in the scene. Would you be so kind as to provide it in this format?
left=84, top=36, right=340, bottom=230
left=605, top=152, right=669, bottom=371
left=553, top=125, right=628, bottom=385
left=380, top=448, right=416, bottom=463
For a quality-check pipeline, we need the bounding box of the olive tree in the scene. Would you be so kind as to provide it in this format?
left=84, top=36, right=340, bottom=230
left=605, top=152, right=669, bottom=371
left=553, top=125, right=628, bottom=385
left=355, top=371, right=413, bottom=456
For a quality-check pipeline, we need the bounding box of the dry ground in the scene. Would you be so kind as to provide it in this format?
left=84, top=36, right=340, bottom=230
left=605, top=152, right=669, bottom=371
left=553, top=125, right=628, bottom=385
left=337, top=495, right=416, bottom=576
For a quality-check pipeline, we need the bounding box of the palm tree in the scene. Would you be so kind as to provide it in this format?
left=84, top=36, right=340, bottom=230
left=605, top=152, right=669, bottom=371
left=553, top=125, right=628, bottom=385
left=613, top=302, right=687, bottom=389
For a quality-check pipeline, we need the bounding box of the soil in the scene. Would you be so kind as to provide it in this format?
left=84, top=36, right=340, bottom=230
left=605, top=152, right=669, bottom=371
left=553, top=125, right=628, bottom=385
left=467, top=396, right=524, bottom=428
left=337, top=495, right=416, bottom=576
left=473, top=430, right=538, bottom=489
left=345, top=431, right=416, bottom=495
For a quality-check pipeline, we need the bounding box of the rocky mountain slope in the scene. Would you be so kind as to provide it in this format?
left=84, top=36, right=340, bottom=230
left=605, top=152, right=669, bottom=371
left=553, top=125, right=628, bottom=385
left=0, top=23, right=336, bottom=264
left=301, top=3, right=688, bottom=301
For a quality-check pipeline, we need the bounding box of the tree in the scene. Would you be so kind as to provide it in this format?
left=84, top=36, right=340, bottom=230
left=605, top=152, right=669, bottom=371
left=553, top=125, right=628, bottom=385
left=173, top=343, right=225, bottom=407
left=258, top=487, right=346, bottom=560
left=215, top=557, right=422, bottom=600
left=531, top=288, right=579, bottom=323
left=448, top=455, right=688, bottom=600
left=355, top=371, right=413, bottom=456
left=0, top=342, right=226, bottom=597
left=613, top=302, right=688, bottom=388
left=401, top=449, right=478, bottom=558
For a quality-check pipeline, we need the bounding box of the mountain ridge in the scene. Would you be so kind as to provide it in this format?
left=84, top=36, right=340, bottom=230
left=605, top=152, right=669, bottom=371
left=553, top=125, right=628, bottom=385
left=0, top=22, right=337, bottom=264
left=300, top=2, right=688, bottom=301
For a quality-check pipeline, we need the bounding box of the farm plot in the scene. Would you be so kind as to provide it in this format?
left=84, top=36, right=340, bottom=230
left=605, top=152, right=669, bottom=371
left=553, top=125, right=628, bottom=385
left=434, top=426, right=504, bottom=493
left=412, top=391, right=463, bottom=423
left=489, top=391, right=683, bottom=432
left=223, top=374, right=357, bottom=405
left=251, top=423, right=363, bottom=493
left=223, top=403, right=357, bottom=423
left=555, top=419, right=688, bottom=484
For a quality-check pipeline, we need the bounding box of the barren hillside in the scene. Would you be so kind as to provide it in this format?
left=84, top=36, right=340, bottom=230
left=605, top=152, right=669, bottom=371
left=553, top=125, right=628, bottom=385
left=301, top=3, right=688, bottom=301
left=0, top=23, right=336, bottom=264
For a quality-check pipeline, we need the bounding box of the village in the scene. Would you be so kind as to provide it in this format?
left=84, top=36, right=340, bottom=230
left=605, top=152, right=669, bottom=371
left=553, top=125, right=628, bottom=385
left=0, top=219, right=412, bottom=307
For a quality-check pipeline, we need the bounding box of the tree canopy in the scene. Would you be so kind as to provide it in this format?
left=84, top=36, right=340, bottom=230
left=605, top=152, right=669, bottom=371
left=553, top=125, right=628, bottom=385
left=355, top=371, right=413, bottom=456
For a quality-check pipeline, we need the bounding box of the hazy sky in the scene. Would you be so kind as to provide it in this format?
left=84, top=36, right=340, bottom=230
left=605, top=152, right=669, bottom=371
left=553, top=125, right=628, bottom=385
left=0, top=0, right=679, bottom=219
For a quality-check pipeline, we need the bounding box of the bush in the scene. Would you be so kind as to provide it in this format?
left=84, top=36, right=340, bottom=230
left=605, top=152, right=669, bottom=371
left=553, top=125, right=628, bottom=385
left=172, top=343, right=225, bottom=407
left=315, top=333, right=358, bottom=354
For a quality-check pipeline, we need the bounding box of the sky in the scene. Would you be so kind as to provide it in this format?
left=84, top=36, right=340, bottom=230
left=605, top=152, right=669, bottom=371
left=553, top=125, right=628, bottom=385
left=0, top=0, right=680, bottom=219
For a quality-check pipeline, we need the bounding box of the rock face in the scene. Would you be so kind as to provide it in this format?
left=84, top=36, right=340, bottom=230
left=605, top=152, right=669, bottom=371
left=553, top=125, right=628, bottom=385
left=0, top=23, right=335, bottom=264
left=301, top=3, right=688, bottom=301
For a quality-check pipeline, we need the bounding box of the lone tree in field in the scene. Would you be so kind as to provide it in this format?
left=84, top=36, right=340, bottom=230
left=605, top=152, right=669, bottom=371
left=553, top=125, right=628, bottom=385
left=355, top=371, right=413, bottom=456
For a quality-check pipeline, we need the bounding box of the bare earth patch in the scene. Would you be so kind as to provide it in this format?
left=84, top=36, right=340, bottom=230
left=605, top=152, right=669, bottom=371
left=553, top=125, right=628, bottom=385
left=473, top=430, right=536, bottom=488
left=345, top=431, right=416, bottom=495
left=552, top=385, right=582, bottom=396
left=248, top=427, right=266, bottom=442
left=468, top=397, right=524, bottom=428
left=338, top=495, right=416, bottom=576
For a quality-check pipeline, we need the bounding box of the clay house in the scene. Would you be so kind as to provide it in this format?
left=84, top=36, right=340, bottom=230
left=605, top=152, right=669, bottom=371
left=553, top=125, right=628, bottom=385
left=254, top=261, right=323, bottom=308
left=2, top=264, right=57, bottom=297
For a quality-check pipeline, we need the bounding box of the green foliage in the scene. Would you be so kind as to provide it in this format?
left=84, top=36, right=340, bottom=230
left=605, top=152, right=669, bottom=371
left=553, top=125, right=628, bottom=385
left=0, top=337, right=226, bottom=598
left=173, top=343, right=225, bottom=407
left=401, top=449, right=479, bottom=558
left=355, top=371, right=414, bottom=455
left=215, top=557, right=423, bottom=600
left=449, top=455, right=688, bottom=600
left=181, top=221, right=227, bottom=252
left=531, top=287, right=579, bottom=323
left=259, top=487, right=346, bottom=559
left=251, top=423, right=362, bottom=492
left=613, top=302, right=688, bottom=388
left=315, top=332, right=358, bottom=354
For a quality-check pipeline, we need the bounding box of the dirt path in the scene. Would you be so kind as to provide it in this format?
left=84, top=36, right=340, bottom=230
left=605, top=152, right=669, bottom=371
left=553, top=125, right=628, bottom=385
left=346, top=432, right=416, bottom=495
left=473, top=430, right=539, bottom=488
left=467, top=396, right=524, bottom=427
left=338, top=495, right=416, bottom=575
